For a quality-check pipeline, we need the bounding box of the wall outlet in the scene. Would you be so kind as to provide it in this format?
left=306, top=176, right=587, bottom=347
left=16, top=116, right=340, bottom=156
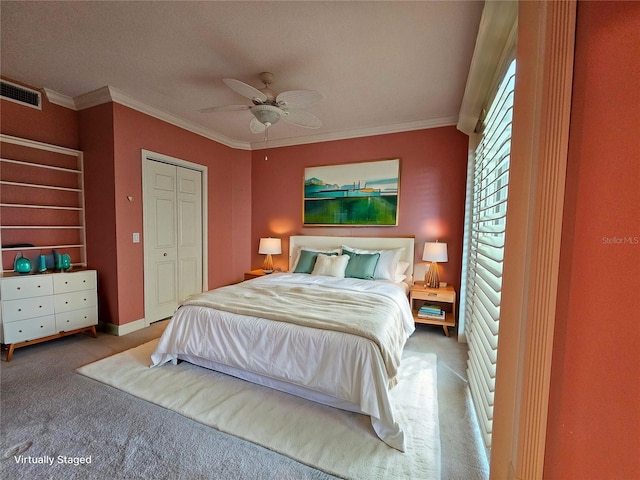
left=133, top=232, right=140, bottom=243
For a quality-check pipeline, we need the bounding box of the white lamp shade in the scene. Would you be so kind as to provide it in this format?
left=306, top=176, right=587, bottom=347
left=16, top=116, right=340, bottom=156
left=422, top=242, right=448, bottom=262
left=258, top=237, right=282, bottom=255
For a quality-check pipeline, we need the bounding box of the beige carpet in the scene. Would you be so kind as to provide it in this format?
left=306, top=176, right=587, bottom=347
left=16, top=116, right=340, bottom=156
left=77, top=339, right=440, bottom=480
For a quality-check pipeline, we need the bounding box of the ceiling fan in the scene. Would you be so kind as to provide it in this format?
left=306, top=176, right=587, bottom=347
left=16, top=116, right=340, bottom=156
left=199, top=72, right=323, bottom=133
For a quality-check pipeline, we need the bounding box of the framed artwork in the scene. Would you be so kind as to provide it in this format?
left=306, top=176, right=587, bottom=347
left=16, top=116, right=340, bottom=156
left=303, top=158, right=400, bottom=226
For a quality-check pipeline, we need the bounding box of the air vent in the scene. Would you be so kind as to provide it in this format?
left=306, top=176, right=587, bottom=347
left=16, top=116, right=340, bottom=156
left=1, top=80, right=41, bottom=109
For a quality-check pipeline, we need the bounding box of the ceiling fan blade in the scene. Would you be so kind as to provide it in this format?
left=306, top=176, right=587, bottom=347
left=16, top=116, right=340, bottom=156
left=250, top=117, right=267, bottom=133
left=223, top=78, right=268, bottom=103
left=281, top=109, right=323, bottom=129
left=198, top=104, right=250, bottom=113
left=276, top=90, right=323, bottom=109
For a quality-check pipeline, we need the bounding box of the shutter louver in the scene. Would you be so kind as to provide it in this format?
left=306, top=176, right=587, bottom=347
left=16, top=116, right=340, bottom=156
left=462, top=60, right=516, bottom=451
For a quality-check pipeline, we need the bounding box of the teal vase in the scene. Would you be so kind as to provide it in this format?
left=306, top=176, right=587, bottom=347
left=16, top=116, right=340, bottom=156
left=14, top=253, right=31, bottom=274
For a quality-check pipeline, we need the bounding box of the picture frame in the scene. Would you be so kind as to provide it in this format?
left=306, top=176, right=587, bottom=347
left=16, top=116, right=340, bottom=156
left=303, top=158, right=400, bottom=226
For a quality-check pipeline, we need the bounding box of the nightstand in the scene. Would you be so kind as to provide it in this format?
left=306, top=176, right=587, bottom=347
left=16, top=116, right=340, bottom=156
left=244, top=269, right=267, bottom=281
left=409, top=282, right=456, bottom=336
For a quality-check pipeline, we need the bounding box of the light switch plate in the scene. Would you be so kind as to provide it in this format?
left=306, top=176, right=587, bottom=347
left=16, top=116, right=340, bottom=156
left=133, top=232, right=140, bottom=243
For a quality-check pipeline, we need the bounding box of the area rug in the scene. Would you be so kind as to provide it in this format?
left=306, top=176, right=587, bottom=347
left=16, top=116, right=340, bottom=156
left=77, top=339, right=440, bottom=480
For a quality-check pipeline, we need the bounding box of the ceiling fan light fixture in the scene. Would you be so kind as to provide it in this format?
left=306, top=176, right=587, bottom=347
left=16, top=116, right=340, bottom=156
left=252, top=104, right=282, bottom=126
left=201, top=72, right=324, bottom=135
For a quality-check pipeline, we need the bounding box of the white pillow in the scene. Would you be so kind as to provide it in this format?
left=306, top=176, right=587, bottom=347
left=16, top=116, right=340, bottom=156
left=311, top=254, right=349, bottom=278
left=342, top=246, right=404, bottom=280
left=395, top=261, right=410, bottom=282
left=289, top=246, right=341, bottom=272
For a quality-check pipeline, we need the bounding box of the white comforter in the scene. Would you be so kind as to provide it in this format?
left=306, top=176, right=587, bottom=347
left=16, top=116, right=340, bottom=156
left=150, top=273, right=415, bottom=451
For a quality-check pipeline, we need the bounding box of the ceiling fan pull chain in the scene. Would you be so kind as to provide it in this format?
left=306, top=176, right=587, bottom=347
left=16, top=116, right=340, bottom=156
left=264, top=126, right=269, bottom=160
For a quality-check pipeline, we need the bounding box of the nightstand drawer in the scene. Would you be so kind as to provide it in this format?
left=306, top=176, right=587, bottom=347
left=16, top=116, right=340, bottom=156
left=2, top=296, right=55, bottom=322
left=0, top=276, right=54, bottom=300
left=4, top=315, right=56, bottom=343
left=422, top=290, right=455, bottom=303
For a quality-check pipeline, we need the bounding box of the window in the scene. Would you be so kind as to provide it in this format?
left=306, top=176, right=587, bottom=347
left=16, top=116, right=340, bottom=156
left=461, top=59, right=516, bottom=452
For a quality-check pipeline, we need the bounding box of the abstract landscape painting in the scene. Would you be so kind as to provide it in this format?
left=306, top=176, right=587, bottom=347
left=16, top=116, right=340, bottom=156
left=303, top=158, right=400, bottom=226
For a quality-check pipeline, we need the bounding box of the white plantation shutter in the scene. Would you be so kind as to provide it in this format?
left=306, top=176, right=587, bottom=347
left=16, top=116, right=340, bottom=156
left=462, top=59, right=516, bottom=451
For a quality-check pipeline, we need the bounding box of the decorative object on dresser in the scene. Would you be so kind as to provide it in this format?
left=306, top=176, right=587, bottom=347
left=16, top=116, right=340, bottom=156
left=0, top=270, right=98, bottom=361
left=409, top=282, right=456, bottom=336
left=258, top=237, right=281, bottom=273
left=13, top=252, right=31, bottom=274
left=422, top=241, right=448, bottom=288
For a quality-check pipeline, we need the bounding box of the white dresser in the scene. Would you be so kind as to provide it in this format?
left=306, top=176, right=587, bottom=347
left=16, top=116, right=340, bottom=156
left=0, top=270, right=98, bottom=361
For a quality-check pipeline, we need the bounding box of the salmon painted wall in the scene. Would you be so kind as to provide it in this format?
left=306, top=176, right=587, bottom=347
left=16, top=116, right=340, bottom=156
left=78, top=104, right=118, bottom=325
left=108, top=103, right=252, bottom=325
left=0, top=80, right=78, bottom=149
left=546, top=2, right=640, bottom=478
left=250, top=127, right=468, bottom=290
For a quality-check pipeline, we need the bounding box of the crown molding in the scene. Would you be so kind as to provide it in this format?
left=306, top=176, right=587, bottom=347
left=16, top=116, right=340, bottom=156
left=73, top=86, right=113, bottom=111
left=37, top=83, right=457, bottom=151
left=73, top=86, right=251, bottom=150
left=251, top=115, right=459, bottom=150
left=42, top=88, right=77, bottom=110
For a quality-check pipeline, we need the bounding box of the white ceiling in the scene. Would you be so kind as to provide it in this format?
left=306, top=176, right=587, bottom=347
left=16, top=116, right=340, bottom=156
left=0, top=1, right=483, bottom=149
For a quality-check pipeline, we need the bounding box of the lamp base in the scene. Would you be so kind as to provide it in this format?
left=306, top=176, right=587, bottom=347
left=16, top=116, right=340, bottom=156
left=424, top=262, right=440, bottom=288
left=262, top=254, right=274, bottom=274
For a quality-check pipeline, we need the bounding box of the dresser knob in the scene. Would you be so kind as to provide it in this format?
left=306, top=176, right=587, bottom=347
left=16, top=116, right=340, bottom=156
left=18, top=330, right=23, bottom=333
left=18, top=308, right=22, bottom=312
left=17, top=287, right=21, bottom=290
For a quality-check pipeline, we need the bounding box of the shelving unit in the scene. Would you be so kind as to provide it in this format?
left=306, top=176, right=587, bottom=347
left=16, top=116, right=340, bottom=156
left=0, top=134, right=86, bottom=274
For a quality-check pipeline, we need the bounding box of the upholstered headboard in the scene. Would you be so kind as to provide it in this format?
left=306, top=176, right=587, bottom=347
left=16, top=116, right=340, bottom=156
left=288, top=235, right=415, bottom=280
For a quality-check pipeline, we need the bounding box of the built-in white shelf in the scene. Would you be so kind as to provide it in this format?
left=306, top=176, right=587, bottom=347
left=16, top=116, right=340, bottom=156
left=0, top=134, right=87, bottom=273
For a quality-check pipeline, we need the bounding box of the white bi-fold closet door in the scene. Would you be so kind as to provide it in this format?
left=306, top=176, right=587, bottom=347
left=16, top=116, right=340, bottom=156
left=143, top=156, right=204, bottom=324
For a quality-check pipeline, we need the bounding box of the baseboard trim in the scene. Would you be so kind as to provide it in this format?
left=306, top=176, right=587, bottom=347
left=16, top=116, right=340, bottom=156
left=100, top=318, right=147, bottom=336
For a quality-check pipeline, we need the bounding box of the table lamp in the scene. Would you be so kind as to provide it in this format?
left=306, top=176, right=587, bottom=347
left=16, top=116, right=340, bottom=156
left=422, top=241, right=448, bottom=288
left=258, top=237, right=281, bottom=274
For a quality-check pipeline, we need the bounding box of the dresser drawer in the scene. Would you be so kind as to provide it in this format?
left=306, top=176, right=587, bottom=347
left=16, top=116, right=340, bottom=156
left=53, top=271, right=97, bottom=294
left=55, top=306, right=98, bottom=332
left=3, top=315, right=56, bottom=344
left=2, top=296, right=55, bottom=323
left=54, top=289, right=97, bottom=313
left=0, top=276, right=54, bottom=300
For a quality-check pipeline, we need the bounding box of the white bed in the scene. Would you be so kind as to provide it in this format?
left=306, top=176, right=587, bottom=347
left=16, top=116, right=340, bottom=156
left=151, top=236, right=415, bottom=451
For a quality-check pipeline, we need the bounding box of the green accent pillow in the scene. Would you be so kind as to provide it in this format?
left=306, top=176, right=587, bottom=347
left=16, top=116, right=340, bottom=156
left=343, top=250, right=380, bottom=280
left=293, top=249, right=338, bottom=274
